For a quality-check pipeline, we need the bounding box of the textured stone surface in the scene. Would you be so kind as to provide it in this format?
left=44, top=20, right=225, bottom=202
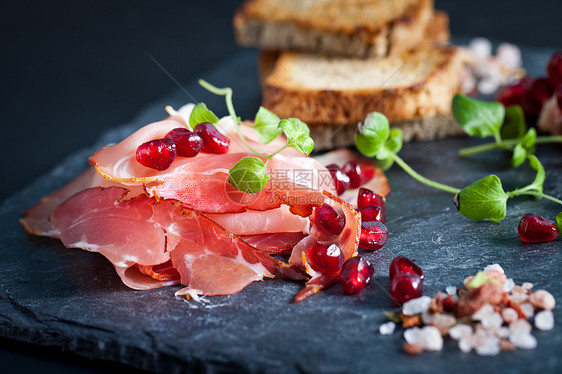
left=1, top=48, right=561, bottom=373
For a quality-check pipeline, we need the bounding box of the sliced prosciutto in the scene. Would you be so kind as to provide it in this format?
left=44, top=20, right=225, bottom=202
left=52, top=187, right=307, bottom=294
left=20, top=168, right=145, bottom=238
left=90, top=117, right=334, bottom=214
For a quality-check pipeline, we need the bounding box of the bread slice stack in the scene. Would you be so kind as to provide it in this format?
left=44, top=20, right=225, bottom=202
left=233, top=0, right=466, bottom=150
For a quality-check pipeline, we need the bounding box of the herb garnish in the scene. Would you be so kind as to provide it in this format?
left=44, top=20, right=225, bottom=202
left=196, top=80, right=314, bottom=193
left=355, top=99, right=562, bottom=222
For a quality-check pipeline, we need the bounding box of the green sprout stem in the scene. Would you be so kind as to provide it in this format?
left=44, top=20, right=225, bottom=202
left=459, top=136, right=562, bottom=157
left=199, top=79, right=269, bottom=158
left=508, top=190, right=562, bottom=205
left=390, top=153, right=461, bottom=194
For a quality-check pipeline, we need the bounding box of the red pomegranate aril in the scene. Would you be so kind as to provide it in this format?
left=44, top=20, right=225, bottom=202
left=547, top=50, right=562, bottom=87
left=357, top=187, right=385, bottom=210
left=360, top=221, right=389, bottom=251
left=136, top=138, right=176, bottom=171
left=358, top=205, right=385, bottom=223
left=313, top=203, right=346, bottom=236
left=193, top=122, right=230, bottom=154
left=518, top=213, right=559, bottom=243
left=325, top=164, right=350, bottom=195
left=496, top=76, right=532, bottom=108
left=390, top=272, right=423, bottom=304
left=306, top=242, right=345, bottom=274
left=342, top=161, right=375, bottom=189
left=165, top=128, right=203, bottom=157
left=389, top=256, right=424, bottom=282
left=340, top=256, right=375, bottom=295
left=523, top=77, right=555, bottom=117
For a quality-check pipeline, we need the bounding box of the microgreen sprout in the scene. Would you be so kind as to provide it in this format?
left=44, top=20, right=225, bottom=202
left=196, top=80, right=314, bottom=193
left=355, top=106, right=562, bottom=222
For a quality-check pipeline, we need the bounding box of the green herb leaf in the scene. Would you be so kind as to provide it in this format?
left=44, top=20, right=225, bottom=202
left=383, top=311, right=403, bottom=324
left=278, top=118, right=314, bottom=155
left=500, top=105, right=527, bottom=140
left=452, top=94, right=505, bottom=138
left=527, top=155, right=545, bottom=194
left=254, top=106, right=282, bottom=144
left=377, top=157, right=395, bottom=171
left=454, top=175, right=508, bottom=222
left=228, top=157, right=269, bottom=193
left=189, top=103, right=219, bottom=128
left=521, top=128, right=537, bottom=152
left=355, top=112, right=390, bottom=157
left=511, top=144, right=527, bottom=167
left=467, top=271, right=497, bottom=288
left=385, top=128, right=403, bottom=154
left=556, top=212, right=562, bottom=231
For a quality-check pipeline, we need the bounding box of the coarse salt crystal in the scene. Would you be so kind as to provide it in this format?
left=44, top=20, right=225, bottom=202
left=529, top=290, right=556, bottom=310
left=497, top=326, right=510, bottom=339
left=445, top=286, right=457, bottom=295
left=433, top=314, right=457, bottom=335
left=509, top=319, right=532, bottom=333
left=484, top=264, right=505, bottom=274
left=379, top=321, right=396, bottom=335
left=459, top=333, right=474, bottom=353
left=472, top=304, right=495, bottom=321
left=501, top=307, right=519, bottom=324
left=402, top=296, right=432, bottom=316
left=496, top=43, right=522, bottom=69
left=418, top=326, right=444, bottom=351
left=535, top=310, right=554, bottom=331
left=510, top=292, right=528, bottom=304
left=520, top=303, right=535, bottom=318
left=475, top=335, right=501, bottom=356
left=449, top=324, right=472, bottom=340
left=478, top=78, right=499, bottom=95
left=469, top=37, right=492, bottom=60
left=504, top=278, right=515, bottom=293
left=522, top=282, right=534, bottom=291
left=404, top=327, right=421, bottom=344
left=509, top=328, right=537, bottom=349
left=482, top=312, right=503, bottom=330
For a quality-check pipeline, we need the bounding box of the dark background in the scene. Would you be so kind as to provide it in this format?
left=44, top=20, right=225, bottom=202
left=1, top=0, right=560, bottom=372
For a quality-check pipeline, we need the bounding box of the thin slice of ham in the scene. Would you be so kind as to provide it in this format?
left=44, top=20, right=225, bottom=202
left=239, top=232, right=307, bottom=255
left=52, top=187, right=307, bottom=295
left=20, top=168, right=145, bottom=238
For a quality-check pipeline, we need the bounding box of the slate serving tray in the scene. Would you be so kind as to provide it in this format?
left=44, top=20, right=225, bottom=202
left=1, top=47, right=561, bottom=374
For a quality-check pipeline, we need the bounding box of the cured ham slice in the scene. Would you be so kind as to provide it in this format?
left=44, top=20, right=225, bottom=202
left=20, top=168, right=145, bottom=238
left=240, top=232, right=307, bottom=255
left=52, top=187, right=307, bottom=294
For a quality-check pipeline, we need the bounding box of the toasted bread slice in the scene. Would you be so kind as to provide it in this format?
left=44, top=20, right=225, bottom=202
left=234, top=0, right=434, bottom=58
left=258, top=11, right=450, bottom=83
left=261, top=46, right=466, bottom=150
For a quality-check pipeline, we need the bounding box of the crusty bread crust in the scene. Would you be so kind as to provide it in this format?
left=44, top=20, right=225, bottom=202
left=309, top=115, right=465, bottom=151
left=262, top=46, right=464, bottom=126
left=234, top=0, right=434, bottom=58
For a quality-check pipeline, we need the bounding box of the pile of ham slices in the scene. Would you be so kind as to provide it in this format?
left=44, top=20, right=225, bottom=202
left=21, top=104, right=389, bottom=302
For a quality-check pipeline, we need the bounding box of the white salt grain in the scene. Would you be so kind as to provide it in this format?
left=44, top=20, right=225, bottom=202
left=446, top=286, right=457, bottom=296
left=484, top=264, right=505, bottom=274
left=504, top=278, right=515, bottom=293
left=469, top=37, right=492, bottom=60
left=522, top=282, right=534, bottom=292
left=475, top=336, right=501, bottom=356
left=418, top=326, right=444, bottom=351
left=510, top=328, right=537, bottom=349
left=449, top=324, right=472, bottom=341
left=402, top=296, right=432, bottom=316
left=472, top=304, right=495, bottom=321
left=509, top=319, right=532, bottom=333
left=520, top=302, right=535, bottom=318
left=529, top=290, right=556, bottom=310
left=497, top=43, right=522, bottom=69
left=459, top=334, right=475, bottom=353
left=379, top=321, right=396, bottom=335
left=404, top=327, right=421, bottom=345
left=535, top=310, right=554, bottom=331
left=482, top=312, right=503, bottom=330
left=497, top=326, right=511, bottom=339
left=501, top=307, right=519, bottom=324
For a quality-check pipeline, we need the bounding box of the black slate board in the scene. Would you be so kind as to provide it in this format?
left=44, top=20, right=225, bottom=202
left=1, top=47, right=561, bottom=374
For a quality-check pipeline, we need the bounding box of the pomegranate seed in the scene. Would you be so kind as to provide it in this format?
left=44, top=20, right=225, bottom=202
left=359, top=221, right=389, bottom=251
left=547, top=50, right=562, bottom=87
left=193, top=122, right=230, bottom=154
left=165, top=128, right=203, bottom=157
left=340, top=256, right=374, bottom=295
left=523, top=77, right=555, bottom=117
left=518, top=213, right=559, bottom=243
left=389, top=256, right=424, bottom=282
left=496, top=76, right=532, bottom=108
left=313, top=203, right=346, bottom=236
left=306, top=242, right=344, bottom=274
left=342, top=161, right=375, bottom=189
left=325, top=164, right=350, bottom=195
left=358, top=205, right=385, bottom=223
left=390, top=272, right=423, bottom=304
left=136, top=138, right=176, bottom=170
left=357, top=187, right=385, bottom=210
